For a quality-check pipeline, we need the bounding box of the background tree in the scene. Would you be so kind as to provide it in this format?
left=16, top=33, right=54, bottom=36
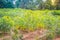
left=0, top=0, right=60, bottom=10
left=51, top=0, right=60, bottom=10
left=45, top=0, right=52, bottom=9
left=0, top=0, right=15, bottom=8
left=0, top=0, right=6, bottom=8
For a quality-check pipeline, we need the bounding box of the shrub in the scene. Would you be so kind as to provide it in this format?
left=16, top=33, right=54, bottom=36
left=0, top=16, right=14, bottom=32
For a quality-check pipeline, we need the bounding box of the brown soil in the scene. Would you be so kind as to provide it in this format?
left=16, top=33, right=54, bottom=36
left=0, top=29, right=60, bottom=40
left=54, top=36, right=60, bottom=40
left=54, top=38, right=60, bottom=40
left=21, top=29, right=48, bottom=40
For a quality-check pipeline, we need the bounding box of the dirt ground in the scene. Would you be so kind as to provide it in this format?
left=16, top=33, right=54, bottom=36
left=21, top=29, right=47, bottom=40
left=0, top=29, right=60, bottom=40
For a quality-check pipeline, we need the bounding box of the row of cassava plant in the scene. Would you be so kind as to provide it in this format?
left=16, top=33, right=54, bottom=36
left=0, top=9, right=60, bottom=40
left=0, top=9, right=60, bottom=31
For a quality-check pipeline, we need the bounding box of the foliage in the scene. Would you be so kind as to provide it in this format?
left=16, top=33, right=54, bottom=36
left=0, top=0, right=60, bottom=10
left=0, top=9, right=60, bottom=31
left=0, top=16, right=14, bottom=32
left=46, top=32, right=55, bottom=40
left=12, top=30, right=23, bottom=40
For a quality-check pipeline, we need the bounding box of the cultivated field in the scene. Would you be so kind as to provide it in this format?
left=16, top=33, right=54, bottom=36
left=0, top=9, right=60, bottom=40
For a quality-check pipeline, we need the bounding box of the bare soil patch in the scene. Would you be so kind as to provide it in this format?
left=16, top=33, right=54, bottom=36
left=0, top=29, right=60, bottom=40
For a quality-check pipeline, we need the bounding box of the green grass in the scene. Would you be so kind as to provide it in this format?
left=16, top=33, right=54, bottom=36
left=0, top=8, right=60, bottom=32
left=0, top=8, right=60, bottom=40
